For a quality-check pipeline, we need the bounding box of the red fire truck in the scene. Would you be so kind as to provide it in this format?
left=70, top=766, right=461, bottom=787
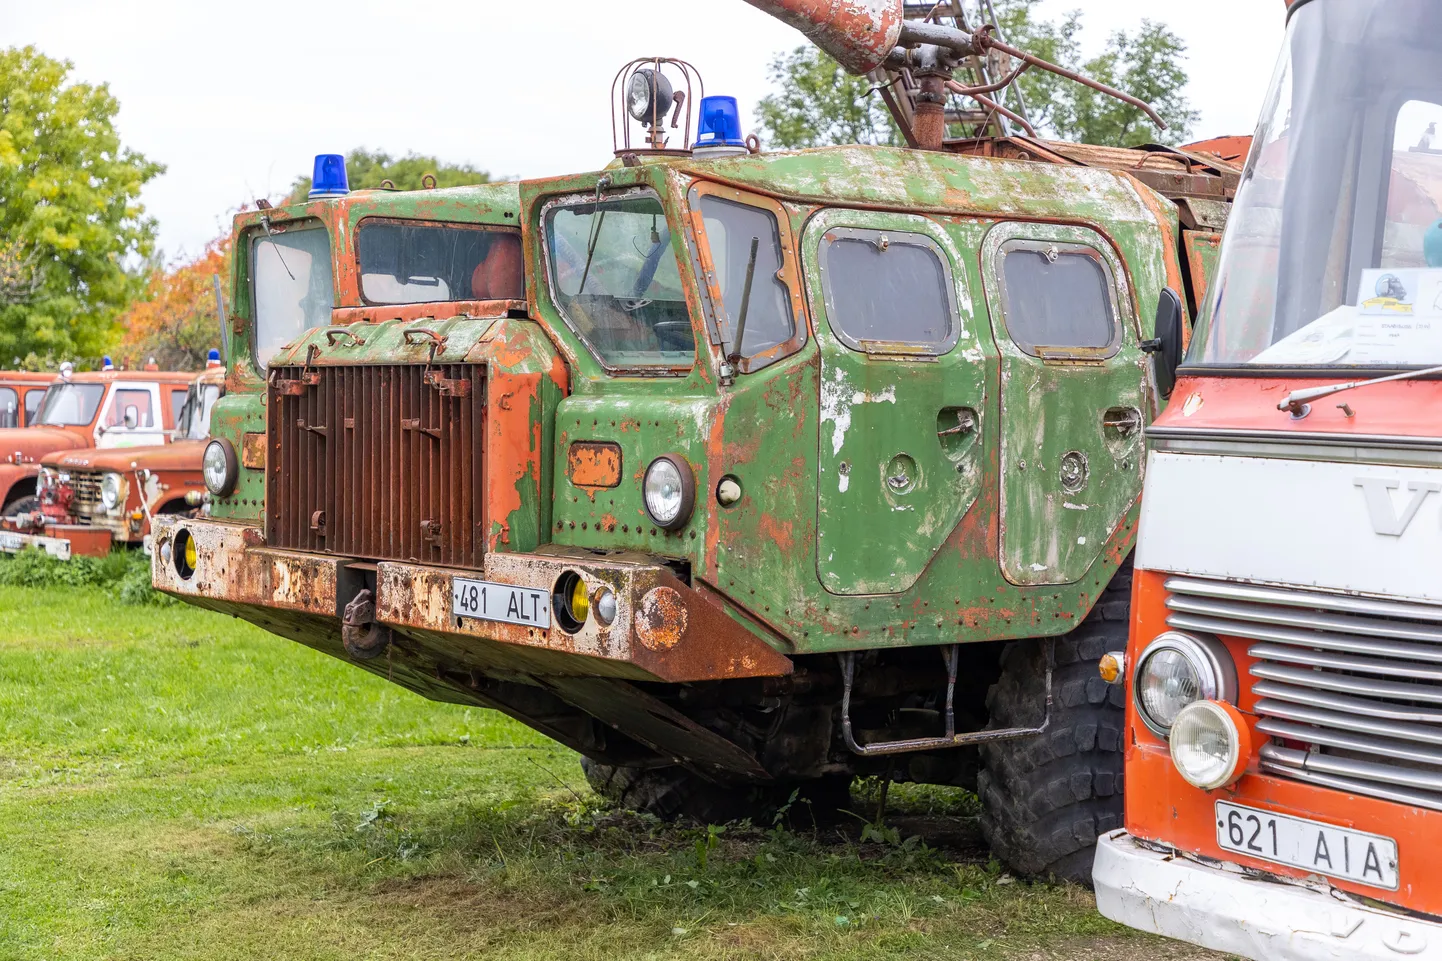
left=1094, top=1, right=1442, bottom=958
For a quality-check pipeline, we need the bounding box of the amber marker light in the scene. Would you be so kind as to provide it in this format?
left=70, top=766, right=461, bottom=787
left=1099, top=651, right=1125, bottom=683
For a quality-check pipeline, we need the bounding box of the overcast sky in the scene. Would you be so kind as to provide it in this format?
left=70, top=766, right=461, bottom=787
left=0, top=0, right=1286, bottom=262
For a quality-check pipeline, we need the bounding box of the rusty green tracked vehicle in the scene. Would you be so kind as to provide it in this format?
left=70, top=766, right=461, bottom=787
left=154, top=2, right=1237, bottom=880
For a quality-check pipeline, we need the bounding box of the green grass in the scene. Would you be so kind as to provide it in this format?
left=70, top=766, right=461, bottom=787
left=0, top=583, right=1220, bottom=960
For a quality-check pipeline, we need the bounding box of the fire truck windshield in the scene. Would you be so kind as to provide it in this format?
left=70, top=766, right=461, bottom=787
left=36, top=383, right=105, bottom=427
left=544, top=192, right=693, bottom=370
left=1190, top=0, right=1442, bottom=368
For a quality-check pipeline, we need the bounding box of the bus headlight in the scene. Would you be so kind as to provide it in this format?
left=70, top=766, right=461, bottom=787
left=1133, top=631, right=1236, bottom=738
left=1170, top=700, right=1251, bottom=790
left=202, top=439, right=238, bottom=496
left=100, top=472, right=125, bottom=511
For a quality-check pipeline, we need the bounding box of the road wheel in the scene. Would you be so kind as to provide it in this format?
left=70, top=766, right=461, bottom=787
left=976, top=561, right=1129, bottom=884
left=4, top=495, right=38, bottom=517
left=581, top=758, right=849, bottom=825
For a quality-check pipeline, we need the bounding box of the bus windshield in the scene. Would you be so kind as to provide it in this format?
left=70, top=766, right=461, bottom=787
left=1191, top=0, right=1442, bottom=368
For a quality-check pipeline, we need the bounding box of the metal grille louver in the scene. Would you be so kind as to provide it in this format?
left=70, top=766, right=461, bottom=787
left=1165, top=576, right=1442, bottom=812
left=68, top=471, right=103, bottom=525
left=266, top=363, right=486, bottom=568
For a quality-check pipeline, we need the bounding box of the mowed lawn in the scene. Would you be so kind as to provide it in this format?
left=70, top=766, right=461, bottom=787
left=0, top=583, right=1223, bottom=961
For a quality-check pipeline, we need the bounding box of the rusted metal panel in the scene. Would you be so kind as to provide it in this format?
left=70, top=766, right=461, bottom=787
left=1183, top=230, right=1224, bottom=332
left=266, top=363, right=486, bottom=569
left=567, top=441, right=622, bottom=489
left=741, top=0, right=903, bottom=75
left=241, top=432, right=265, bottom=470
left=151, top=516, right=340, bottom=616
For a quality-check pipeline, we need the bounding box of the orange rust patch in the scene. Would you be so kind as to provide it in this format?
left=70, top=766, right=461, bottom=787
left=636, top=586, right=687, bottom=651
left=599, top=513, right=617, bottom=533
left=757, top=513, right=795, bottom=553
left=567, top=441, right=622, bottom=489
left=241, top=432, right=266, bottom=470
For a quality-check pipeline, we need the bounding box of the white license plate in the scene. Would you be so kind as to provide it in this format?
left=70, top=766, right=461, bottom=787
left=451, top=576, right=550, bottom=629
left=0, top=532, right=23, bottom=552
left=1216, top=801, right=1399, bottom=890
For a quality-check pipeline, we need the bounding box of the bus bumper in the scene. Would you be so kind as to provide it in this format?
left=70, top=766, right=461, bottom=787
left=1093, top=830, right=1440, bottom=961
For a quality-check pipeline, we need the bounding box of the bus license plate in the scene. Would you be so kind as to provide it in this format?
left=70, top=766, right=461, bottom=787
left=451, top=577, right=551, bottom=629
left=1216, top=801, right=1399, bottom=890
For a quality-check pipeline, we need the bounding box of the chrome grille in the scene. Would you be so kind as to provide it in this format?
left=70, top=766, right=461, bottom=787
left=68, top=471, right=103, bottom=525
left=1165, top=576, right=1442, bottom=812
left=266, top=363, right=487, bottom=567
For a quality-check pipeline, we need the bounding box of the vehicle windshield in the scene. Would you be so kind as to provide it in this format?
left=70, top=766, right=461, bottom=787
left=36, top=383, right=106, bottom=426
left=358, top=221, right=523, bottom=305
left=252, top=223, right=334, bottom=369
left=1191, top=0, right=1442, bottom=368
left=545, top=192, right=693, bottom=369
left=177, top=383, right=221, bottom=440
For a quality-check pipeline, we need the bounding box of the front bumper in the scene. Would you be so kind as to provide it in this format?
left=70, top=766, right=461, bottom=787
left=0, top=524, right=113, bottom=559
left=150, top=516, right=793, bottom=684
left=1094, top=831, right=1440, bottom=961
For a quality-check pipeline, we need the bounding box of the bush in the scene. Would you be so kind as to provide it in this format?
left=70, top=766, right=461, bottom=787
left=0, top=547, right=174, bottom=604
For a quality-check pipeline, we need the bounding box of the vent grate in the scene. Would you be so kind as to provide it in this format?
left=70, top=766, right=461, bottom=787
left=266, top=363, right=486, bottom=568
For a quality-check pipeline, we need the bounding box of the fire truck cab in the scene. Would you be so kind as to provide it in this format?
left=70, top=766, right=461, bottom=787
left=1095, top=1, right=1442, bottom=958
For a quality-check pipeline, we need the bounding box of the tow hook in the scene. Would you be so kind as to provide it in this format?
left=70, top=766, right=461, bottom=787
left=341, top=588, right=394, bottom=660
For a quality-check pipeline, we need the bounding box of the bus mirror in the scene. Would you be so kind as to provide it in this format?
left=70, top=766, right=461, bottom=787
left=1143, top=288, right=1184, bottom=399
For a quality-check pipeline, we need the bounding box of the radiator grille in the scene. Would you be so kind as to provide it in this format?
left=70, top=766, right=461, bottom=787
left=1165, top=576, right=1442, bottom=812
left=266, top=363, right=486, bottom=568
left=68, top=470, right=103, bottom=525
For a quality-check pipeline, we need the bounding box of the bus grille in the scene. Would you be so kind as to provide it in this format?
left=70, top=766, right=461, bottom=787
left=1165, top=576, right=1442, bottom=813
left=266, top=363, right=486, bottom=568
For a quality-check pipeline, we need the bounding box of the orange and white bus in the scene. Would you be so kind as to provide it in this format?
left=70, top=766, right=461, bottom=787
left=1094, top=1, right=1442, bottom=958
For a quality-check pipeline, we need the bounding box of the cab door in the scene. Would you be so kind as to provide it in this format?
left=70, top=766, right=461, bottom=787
left=804, top=210, right=993, bottom=595
left=980, top=222, right=1147, bottom=586
left=95, top=382, right=167, bottom=448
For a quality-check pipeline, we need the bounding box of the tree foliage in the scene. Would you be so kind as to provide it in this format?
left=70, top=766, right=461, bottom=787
left=0, top=46, right=163, bottom=368
left=757, top=3, right=1198, bottom=150
left=115, top=236, right=229, bottom=372
left=756, top=47, right=899, bottom=150
left=288, top=148, right=492, bottom=204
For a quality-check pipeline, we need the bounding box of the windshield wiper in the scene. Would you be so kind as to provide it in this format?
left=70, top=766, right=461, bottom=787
left=725, top=237, right=761, bottom=368
left=577, top=209, right=608, bottom=295
left=1278, top=364, right=1442, bottom=415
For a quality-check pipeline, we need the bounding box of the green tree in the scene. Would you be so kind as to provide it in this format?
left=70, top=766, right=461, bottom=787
left=756, top=47, right=899, bottom=149
left=0, top=46, right=163, bottom=368
left=287, top=148, right=492, bottom=204
left=758, top=3, right=1197, bottom=149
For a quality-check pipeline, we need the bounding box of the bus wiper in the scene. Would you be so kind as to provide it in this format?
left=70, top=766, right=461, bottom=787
left=725, top=236, right=761, bottom=368
left=1278, top=364, right=1442, bottom=416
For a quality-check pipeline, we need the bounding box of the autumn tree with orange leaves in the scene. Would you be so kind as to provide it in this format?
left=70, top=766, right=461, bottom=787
left=116, top=237, right=229, bottom=371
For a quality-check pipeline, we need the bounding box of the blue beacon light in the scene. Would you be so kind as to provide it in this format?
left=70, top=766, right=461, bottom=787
left=102, top=355, right=114, bottom=371
left=695, top=96, right=747, bottom=148
left=309, top=154, right=350, bottom=199
left=207, top=348, right=222, bottom=368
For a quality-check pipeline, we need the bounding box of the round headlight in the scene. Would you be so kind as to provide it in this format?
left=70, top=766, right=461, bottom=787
left=99, top=471, right=124, bottom=511
left=173, top=528, right=197, bottom=580
left=643, top=455, right=695, bottom=531
left=1170, top=700, right=1252, bottom=790
left=627, top=67, right=673, bottom=123
left=553, top=570, right=588, bottom=634
left=593, top=587, right=617, bottom=627
left=36, top=468, right=55, bottom=494
left=1133, top=631, right=1236, bottom=738
left=202, top=438, right=238, bottom=497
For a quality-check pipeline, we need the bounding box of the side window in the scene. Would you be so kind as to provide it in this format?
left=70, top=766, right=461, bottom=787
left=694, top=194, right=800, bottom=369
left=0, top=388, right=17, bottom=429
left=23, top=388, right=41, bottom=426
left=169, top=389, right=188, bottom=429
left=819, top=228, right=958, bottom=354
left=998, top=241, right=1120, bottom=357
left=106, top=388, right=155, bottom=429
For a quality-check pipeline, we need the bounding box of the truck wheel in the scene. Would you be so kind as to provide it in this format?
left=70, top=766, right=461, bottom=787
left=581, top=758, right=849, bottom=825
left=976, top=563, right=1129, bottom=884
left=4, top=495, right=38, bottom=517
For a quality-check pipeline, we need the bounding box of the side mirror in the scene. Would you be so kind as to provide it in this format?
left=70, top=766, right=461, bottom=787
left=1142, top=288, right=1184, bottom=399
left=122, top=405, right=140, bottom=430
